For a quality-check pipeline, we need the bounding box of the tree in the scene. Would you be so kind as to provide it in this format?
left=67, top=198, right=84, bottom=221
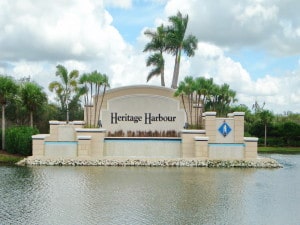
left=79, top=71, right=110, bottom=127
left=20, top=82, right=47, bottom=127
left=174, top=76, right=195, bottom=126
left=143, top=25, right=166, bottom=86
left=175, top=76, right=237, bottom=128
left=258, top=110, right=274, bottom=147
left=166, top=11, right=198, bottom=89
left=49, top=65, right=79, bottom=123
left=0, top=75, right=18, bottom=150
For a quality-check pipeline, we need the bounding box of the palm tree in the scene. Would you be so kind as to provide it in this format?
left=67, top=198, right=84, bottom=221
left=79, top=71, right=110, bottom=127
left=21, top=82, right=47, bottom=127
left=166, top=11, right=198, bottom=89
left=143, top=25, right=166, bottom=86
left=258, top=110, right=274, bottom=147
left=174, top=76, right=195, bottom=126
left=49, top=65, right=79, bottom=123
left=0, top=75, right=18, bottom=150
left=218, top=83, right=237, bottom=116
left=193, top=77, right=213, bottom=126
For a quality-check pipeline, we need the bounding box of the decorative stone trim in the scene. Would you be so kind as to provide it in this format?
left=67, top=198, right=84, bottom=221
left=49, top=120, right=62, bottom=125
left=202, top=112, right=217, bottom=116
left=70, top=121, right=85, bottom=125
left=32, top=134, right=50, bottom=140
left=194, top=136, right=209, bottom=141
left=77, top=136, right=92, bottom=140
left=75, top=128, right=106, bottom=133
left=244, top=137, right=259, bottom=142
left=181, top=129, right=206, bottom=134
left=233, top=112, right=245, bottom=116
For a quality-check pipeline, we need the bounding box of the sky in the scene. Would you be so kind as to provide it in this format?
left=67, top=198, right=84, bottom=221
left=0, top=0, right=299, bottom=114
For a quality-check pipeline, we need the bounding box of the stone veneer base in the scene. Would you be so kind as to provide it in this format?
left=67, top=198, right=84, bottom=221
left=17, top=157, right=281, bottom=168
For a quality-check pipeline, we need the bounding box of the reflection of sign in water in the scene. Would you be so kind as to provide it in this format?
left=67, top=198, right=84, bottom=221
left=218, top=121, right=232, bottom=137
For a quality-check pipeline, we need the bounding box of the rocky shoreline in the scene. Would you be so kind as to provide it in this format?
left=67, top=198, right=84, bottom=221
left=17, top=157, right=282, bottom=168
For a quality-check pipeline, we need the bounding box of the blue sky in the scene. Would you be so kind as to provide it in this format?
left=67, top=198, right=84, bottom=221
left=0, top=0, right=299, bottom=113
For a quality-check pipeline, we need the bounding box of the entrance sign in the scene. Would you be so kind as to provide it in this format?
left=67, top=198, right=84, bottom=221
left=85, top=85, right=186, bottom=134
left=101, top=93, right=185, bottom=133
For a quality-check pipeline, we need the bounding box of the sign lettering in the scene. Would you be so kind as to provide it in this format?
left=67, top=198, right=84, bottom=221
left=111, top=112, right=176, bottom=124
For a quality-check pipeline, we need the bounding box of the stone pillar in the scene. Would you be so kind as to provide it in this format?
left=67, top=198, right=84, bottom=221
left=32, top=134, right=49, bottom=157
left=233, top=112, right=245, bottom=143
left=194, top=136, right=209, bottom=158
left=47, top=121, right=62, bottom=141
left=181, top=130, right=205, bottom=158
left=77, top=136, right=92, bottom=157
left=203, top=112, right=217, bottom=143
left=244, top=137, right=258, bottom=159
left=76, top=128, right=106, bottom=158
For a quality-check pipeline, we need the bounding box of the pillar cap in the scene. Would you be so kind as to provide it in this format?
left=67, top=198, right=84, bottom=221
left=181, top=129, right=206, bottom=134
left=233, top=112, right=245, bottom=116
left=194, top=136, right=209, bottom=141
left=244, top=137, right=258, bottom=142
left=202, top=111, right=216, bottom=116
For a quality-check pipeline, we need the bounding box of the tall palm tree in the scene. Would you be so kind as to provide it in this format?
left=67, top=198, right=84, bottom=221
left=174, top=76, right=195, bottom=126
left=21, top=82, right=47, bottom=127
left=166, top=11, right=198, bottom=89
left=143, top=25, right=166, bottom=86
left=49, top=65, right=79, bottom=123
left=79, top=71, right=110, bottom=127
left=0, top=75, right=18, bottom=150
left=258, top=109, right=274, bottom=147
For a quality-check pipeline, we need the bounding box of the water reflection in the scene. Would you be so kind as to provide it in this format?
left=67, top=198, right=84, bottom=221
left=0, top=155, right=299, bottom=225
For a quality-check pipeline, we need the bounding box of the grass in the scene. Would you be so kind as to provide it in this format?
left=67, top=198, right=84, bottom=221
left=258, top=146, right=300, bottom=154
left=0, top=150, right=25, bottom=164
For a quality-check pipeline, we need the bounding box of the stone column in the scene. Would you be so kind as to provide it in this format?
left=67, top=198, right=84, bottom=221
left=233, top=112, right=245, bottom=143
left=32, top=134, right=49, bottom=157
left=181, top=130, right=205, bottom=158
left=76, top=128, right=106, bottom=158
left=203, top=112, right=217, bottom=143
left=194, top=136, right=209, bottom=158
left=244, top=137, right=258, bottom=159
left=77, top=135, right=92, bottom=157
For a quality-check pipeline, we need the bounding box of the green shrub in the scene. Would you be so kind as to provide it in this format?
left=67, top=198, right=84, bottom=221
left=0, top=129, right=2, bottom=149
left=6, top=126, right=39, bottom=155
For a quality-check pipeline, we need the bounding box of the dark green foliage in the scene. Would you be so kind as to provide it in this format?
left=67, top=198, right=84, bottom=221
left=5, top=126, right=39, bottom=155
left=251, top=121, right=300, bottom=147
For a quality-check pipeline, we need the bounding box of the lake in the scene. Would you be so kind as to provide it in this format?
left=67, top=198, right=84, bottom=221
left=0, top=154, right=299, bottom=225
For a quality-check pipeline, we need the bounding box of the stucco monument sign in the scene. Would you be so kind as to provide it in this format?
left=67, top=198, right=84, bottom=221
left=100, top=88, right=186, bottom=134
left=28, top=85, right=273, bottom=167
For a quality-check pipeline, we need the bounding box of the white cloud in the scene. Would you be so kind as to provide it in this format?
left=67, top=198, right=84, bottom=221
left=104, top=0, right=132, bottom=9
left=164, top=0, right=300, bottom=56
left=0, top=0, right=299, bottom=114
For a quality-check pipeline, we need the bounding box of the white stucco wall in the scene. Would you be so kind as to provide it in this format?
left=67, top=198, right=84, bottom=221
left=101, top=94, right=185, bottom=134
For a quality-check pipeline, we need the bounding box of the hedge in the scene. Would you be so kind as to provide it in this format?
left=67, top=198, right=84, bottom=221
left=5, top=126, right=39, bottom=155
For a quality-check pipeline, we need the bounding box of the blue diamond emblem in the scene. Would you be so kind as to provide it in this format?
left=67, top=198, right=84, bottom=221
left=218, top=121, right=231, bottom=137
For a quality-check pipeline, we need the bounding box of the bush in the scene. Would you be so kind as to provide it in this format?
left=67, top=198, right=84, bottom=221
left=5, top=126, right=39, bottom=155
left=0, top=129, right=2, bottom=149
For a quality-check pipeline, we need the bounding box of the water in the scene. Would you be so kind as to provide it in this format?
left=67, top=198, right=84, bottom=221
left=0, top=154, right=299, bottom=225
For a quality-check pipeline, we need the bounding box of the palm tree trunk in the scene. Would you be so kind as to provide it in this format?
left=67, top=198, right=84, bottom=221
left=264, top=123, right=267, bottom=147
left=93, top=85, right=100, bottom=127
left=181, top=95, right=189, bottom=126
left=171, top=49, right=180, bottom=89
left=160, top=65, right=165, bottom=87
left=2, top=104, right=5, bottom=150
left=30, top=111, right=33, bottom=127
left=98, top=85, right=107, bottom=125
